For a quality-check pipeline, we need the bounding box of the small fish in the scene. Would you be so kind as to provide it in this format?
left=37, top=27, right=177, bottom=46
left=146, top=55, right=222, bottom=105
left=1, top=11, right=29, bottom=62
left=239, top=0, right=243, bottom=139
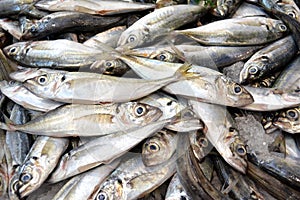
left=213, top=0, right=242, bottom=17
left=0, top=19, right=22, bottom=40
left=189, top=130, right=213, bottom=161
left=0, top=102, right=163, bottom=137
left=142, top=129, right=178, bottom=166
left=232, top=2, right=269, bottom=18
left=117, top=4, right=209, bottom=49
left=239, top=36, right=297, bottom=83
left=35, top=0, right=155, bottom=15
left=15, top=136, right=69, bottom=198
left=273, top=106, right=300, bottom=133
left=47, top=119, right=170, bottom=183
left=94, top=153, right=176, bottom=200
left=175, top=17, right=288, bottom=46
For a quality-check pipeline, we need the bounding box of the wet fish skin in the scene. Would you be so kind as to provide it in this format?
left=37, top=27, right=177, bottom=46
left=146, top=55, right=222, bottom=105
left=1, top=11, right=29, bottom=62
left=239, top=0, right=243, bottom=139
left=47, top=119, right=170, bottom=183
left=239, top=36, right=297, bottom=84
left=232, top=2, right=269, bottom=18
left=15, top=136, right=69, bottom=198
left=0, top=130, right=9, bottom=198
left=142, top=129, right=178, bottom=166
left=273, top=106, right=300, bottom=133
left=0, top=102, right=162, bottom=137
left=95, top=153, right=176, bottom=200
left=21, top=11, right=129, bottom=40
left=117, top=4, right=209, bottom=49
left=165, top=173, right=191, bottom=200
left=176, top=17, right=288, bottom=46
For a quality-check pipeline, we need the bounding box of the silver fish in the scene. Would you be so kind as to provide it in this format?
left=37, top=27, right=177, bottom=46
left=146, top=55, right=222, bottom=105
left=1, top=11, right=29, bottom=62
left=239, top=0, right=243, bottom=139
left=0, top=102, right=162, bottom=137
left=165, top=173, right=191, bottom=200
left=48, top=119, right=170, bottom=183
left=175, top=17, right=287, bottom=46
left=273, top=106, right=300, bottom=133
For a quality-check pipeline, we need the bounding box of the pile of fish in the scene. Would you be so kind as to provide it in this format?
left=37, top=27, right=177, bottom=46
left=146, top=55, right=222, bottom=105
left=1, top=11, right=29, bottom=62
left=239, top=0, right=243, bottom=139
left=0, top=0, right=300, bottom=199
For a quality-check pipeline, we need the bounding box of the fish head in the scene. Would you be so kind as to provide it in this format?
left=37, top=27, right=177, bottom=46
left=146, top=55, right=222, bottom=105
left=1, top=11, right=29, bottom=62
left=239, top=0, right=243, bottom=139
left=227, top=128, right=248, bottom=173
left=23, top=73, right=65, bottom=98
left=95, top=179, right=124, bottom=200
left=17, top=157, right=44, bottom=198
left=117, top=27, right=148, bottom=50
left=151, top=50, right=179, bottom=63
left=279, top=5, right=299, bottom=21
left=117, top=102, right=163, bottom=126
left=273, top=20, right=288, bottom=35
left=273, top=107, right=300, bottom=133
left=3, top=42, right=28, bottom=63
left=216, top=76, right=254, bottom=106
left=142, top=129, right=175, bottom=166
left=239, top=57, right=270, bottom=83
left=90, top=59, right=129, bottom=76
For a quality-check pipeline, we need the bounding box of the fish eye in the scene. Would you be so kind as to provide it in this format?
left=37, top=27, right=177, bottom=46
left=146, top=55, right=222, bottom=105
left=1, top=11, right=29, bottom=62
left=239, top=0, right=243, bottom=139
left=8, top=47, right=18, bottom=55
left=248, top=66, right=258, bottom=75
left=97, top=192, right=108, bottom=200
left=236, top=145, right=247, bottom=156
left=233, top=84, right=242, bottom=95
left=287, top=11, right=296, bottom=18
left=286, top=109, right=298, bottom=120
left=127, top=35, right=137, bottom=43
left=157, top=53, right=167, bottom=61
left=30, top=25, right=37, bottom=33
left=198, top=137, right=208, bottom=147
left=148, top=142, right=160, bottom=152
left=20, top=173, right=32, bottom=183
left=105, top=61, right=113, bottom=67
left=226, top=0, right=233, bottom=5
left=37, top=75, right=48, bottom=85
left=277, top=23, right=287, bottom=32
left=134, top=105, right=147, bottom=117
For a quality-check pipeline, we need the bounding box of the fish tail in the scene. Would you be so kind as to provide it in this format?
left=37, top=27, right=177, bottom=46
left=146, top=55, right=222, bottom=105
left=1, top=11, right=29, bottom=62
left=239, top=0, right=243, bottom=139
left=174, top=62, right=197, bottom=80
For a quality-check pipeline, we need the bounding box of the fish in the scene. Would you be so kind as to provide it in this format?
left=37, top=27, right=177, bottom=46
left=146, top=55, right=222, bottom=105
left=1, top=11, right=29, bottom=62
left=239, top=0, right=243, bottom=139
left=0, top=19, right=22, bottom=40
left=239, top=36, right=297, bottom=83
left=35, top=0, right=155, bottom=15
left=0, top=102, right=163, bottom=137
left=285, top=134, right=300, bottom=158
left=47, top=119, right=171, bottom=183
left=175, top=16, right=288, bottom=46
left=165, top=173, right=191, bottom=200
left=189, top=100, right=248, bottom=174
left=0, top=130, right=9, bottom=198
left=52, top=159, right=120, bottom=200
left=14, top=136, right=69, bottom=198
left=213, top=0, right=242, bottom=17
left=19, top=62, right=193, bottom=104
left=142, top=129, right=178, bottom=166
left=3, top=39, right=107, bottom=69
left=20, top=11, right=129, bottom=40
left=273, top=106, right=300, bottom=133
left=117, top=4, right=209, bottom=49
left=231, top=2, right=269, bottom=18
left=0, top=80, right=63, bottom=112
left=239, top=86, right=300, bottom=111
left=189, top=130, right=213, bottom=161
left=116, top=55, right=254, bottom=107
left=6, top=104, right=32, bottom=167
left=94, top=153, right=176, bottom=200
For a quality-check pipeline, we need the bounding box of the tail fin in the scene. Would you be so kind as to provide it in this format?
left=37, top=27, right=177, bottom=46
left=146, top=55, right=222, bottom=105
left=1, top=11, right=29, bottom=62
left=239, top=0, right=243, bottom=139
left=174, top=62, right=198, bottom=80
left=0, top=111, right=16, bottom=131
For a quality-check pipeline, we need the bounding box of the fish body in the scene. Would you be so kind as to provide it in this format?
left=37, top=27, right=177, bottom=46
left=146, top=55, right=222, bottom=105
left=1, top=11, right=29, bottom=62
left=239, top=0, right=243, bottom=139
left=165, top=173, right=191, bottom=200
left=0, top=102, right=162, bottom=137
left=176, top=17, right=288, bottom=45
left=117, top=4, right=208, bottom=49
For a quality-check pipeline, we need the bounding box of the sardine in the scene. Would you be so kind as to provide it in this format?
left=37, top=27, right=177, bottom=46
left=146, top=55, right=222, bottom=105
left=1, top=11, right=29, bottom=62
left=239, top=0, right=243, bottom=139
left=273, top=106, right=300, bottom=133
left=117, top=4, right=209, bottom=49
left=48, top=119, right=170, bottom=183
left=239, top=36, right=297, bottom=83
left=142, top=129, right=178, bottom=166
left=189, top=100, right=248, bottom=173
left=94, top=153, right=176, bottom=200
left=232, top=2, right=269, bottom=18
left=0, top=102, right=162, bottom=137
left=189, top=130, right=214, bottom=161
left=15, top=136, right=69, bottom=198
left=175, top=17, right=288, bottom=46
left=35, top=0, right=155, bottom=15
